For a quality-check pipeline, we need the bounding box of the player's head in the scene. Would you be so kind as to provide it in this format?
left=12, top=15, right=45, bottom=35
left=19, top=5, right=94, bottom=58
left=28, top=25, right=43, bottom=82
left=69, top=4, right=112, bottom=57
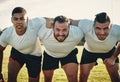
left=93, top=12, right=111, bottom=40
left=11, top=7, right=28, bottom=35
left=53, top=15, right=70, bottom=42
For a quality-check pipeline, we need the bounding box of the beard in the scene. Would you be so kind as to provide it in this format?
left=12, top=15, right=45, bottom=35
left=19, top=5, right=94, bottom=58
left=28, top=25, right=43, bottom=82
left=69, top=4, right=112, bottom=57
left=54, top=34, right=68, bottom=42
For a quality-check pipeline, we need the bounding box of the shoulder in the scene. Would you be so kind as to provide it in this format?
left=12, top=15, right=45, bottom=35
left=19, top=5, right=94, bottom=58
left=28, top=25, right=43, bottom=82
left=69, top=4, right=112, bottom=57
left=79, top=19, right=93, bottom=26
left=69, top=25, right=84, bottom=37
left=110, top=24, right=120, bottom=36
left=0, top=26, right=13, bottom=45
left=0, top=26, right=13, bottom=38
left=78, top=19, right=93, bottom=33
left=27, top=17, right=46, bottom=31
left=70, top=25, right=82, bottom=31
left=112, top=24, right=120, bottom=28
left=29, top=17, right=46, bottom=25
left=111, top=24, right=120, bottom=32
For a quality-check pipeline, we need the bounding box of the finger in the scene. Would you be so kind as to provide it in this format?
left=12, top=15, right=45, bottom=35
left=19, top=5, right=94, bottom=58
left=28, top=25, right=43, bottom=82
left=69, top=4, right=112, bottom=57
left=104, top=59, right=107, bottom=64
left=0, top=79, right=3, bottom=82
left=111, top=62, right=115, bottom=66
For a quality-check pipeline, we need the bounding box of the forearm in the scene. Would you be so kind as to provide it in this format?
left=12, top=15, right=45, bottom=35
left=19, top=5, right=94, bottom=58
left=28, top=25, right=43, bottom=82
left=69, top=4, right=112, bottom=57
left=44, top=17, right=80, bottom=28
left=0, top=46, right=5, bottom=73
left=112, top=42, right=120, bottom=59
left=0, top=45, right=5, bottom=81
left=70, top=19, right=80, bottom=26
left=0, top=52, right=3, bottom=73
left=44, top=17, right=53, bottom=28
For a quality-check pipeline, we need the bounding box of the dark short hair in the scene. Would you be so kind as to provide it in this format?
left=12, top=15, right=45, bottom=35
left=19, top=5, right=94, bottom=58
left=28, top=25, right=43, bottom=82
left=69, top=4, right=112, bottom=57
left=53, top=15, right=70, bottom=26
left=94, top=12, right=110, bottom=23
left=12, top=7, right=26, bottom=16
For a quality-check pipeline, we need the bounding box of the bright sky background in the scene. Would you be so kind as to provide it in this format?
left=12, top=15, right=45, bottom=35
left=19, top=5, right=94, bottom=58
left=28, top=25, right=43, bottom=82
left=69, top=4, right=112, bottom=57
left=0, top=0, right=120, bottom=30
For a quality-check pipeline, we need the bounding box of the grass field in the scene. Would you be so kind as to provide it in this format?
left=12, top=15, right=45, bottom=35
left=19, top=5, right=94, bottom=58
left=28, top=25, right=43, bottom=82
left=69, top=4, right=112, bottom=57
left=2, top=45, right=120, bottom=82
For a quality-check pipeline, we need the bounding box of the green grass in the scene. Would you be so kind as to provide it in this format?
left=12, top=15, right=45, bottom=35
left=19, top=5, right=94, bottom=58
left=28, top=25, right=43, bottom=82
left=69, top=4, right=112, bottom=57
left=2, top=45, right=120, bottom=82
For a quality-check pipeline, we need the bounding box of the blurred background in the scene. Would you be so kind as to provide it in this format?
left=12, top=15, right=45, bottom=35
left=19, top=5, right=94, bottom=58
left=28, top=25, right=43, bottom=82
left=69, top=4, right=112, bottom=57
left=0, top=0, right=120, bottom=30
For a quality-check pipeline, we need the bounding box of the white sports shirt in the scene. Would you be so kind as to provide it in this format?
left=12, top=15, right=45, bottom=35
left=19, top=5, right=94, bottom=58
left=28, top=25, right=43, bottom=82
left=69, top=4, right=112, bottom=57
left=78, top=19, right=120, bottom=53
left=38, top=25, right=84, bottom=58
left=0, top=17, right=45, bottom=56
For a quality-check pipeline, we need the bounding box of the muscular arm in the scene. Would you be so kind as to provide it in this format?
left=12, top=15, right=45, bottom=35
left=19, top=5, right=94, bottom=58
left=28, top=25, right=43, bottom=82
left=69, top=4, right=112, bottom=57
left=44, top=17, right=54, bottom=28
left=0, top=45, right=5, bottom=81
left=44, top=17, right=80, bottom=28
left=104, top=42, right=120, bottom=66
left=112, top=42, right=120, bottom=59
left=70, top=19, right=80, bottom=26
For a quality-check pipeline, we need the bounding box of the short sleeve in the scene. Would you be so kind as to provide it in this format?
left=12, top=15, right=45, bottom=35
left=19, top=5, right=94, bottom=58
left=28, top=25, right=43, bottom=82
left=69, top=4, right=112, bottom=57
left=0, top=28, right=10, bottom=47
left=78, top=19, right=93, bottom=33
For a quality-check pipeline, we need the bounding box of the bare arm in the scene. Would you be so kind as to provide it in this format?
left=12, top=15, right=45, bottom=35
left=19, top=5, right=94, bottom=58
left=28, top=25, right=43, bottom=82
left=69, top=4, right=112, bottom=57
left=111, top=42, right=120, bottom=59
left=104, top=42, right=120, bottom=66
left=44, top=17, right=54, bottom=28
left=0, top=45, right=5, bottom=82
left=44, top=17, right=80, bottom=28
left=69, top=19, right=80, bottom=26
left=44, top=17, right=81, bottom=28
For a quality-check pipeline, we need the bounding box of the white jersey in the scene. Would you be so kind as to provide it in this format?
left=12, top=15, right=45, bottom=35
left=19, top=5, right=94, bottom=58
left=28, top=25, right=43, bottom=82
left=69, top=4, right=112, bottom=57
left=38, top=25, right=84, bottom=58
left=78, top=19, right=120, bottom=53
left=0, top=17, right=46, bottom=56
